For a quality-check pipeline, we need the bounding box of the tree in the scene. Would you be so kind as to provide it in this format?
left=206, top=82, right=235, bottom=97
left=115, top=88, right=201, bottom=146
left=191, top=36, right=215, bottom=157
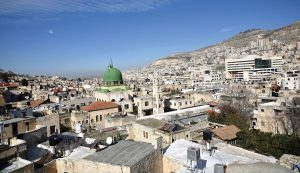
left=208, top=105, right=249, bottom=131
left=21, top=79, right=29, bottom=86
left=2, top=73, right=8, bottom=83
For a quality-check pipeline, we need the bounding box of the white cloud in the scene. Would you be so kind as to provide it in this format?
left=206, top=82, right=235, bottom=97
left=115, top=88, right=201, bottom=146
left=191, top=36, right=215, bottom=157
left=0, top=0, right=170, bottom=16
left=48, top=29, right=54, bottom=34
left=220, top=27, right=232, bottom=33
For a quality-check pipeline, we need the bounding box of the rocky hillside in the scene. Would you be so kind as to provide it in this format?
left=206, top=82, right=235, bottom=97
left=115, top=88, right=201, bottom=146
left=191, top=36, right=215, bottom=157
left=150, top=20, right=300, bottom=67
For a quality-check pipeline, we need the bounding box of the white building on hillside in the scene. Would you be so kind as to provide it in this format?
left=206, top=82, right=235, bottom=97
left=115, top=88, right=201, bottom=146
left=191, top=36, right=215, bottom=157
left=225, top=55, right=283, bottom=82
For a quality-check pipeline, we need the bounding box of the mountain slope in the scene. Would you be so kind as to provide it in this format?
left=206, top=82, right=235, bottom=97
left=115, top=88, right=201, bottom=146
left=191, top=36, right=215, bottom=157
left=149, top=20, right=300, bottom=67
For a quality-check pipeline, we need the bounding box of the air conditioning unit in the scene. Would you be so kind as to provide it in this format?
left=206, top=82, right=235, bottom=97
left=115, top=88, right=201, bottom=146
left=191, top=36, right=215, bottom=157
left=214, top=164, right=225, bottom=173
left=187, top=147, right=200, bottom=162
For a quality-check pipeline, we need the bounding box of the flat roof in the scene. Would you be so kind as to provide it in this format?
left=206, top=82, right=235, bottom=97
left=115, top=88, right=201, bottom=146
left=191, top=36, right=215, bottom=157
left=165, top=139, right=277, bottom=173
left=0, top=157, right=32, bottom=172
left=259, top=101, right=281, bottom=107
left=84, top=140, right=155, bottom=166
left=65, top=146, right=95, bottom=161
left=2, top=117, right=34, bottom=125
left=136, top=118, right=165, bottom=129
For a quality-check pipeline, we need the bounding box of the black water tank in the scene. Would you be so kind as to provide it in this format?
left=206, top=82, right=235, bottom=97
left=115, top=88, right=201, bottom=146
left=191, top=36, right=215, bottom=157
left=49, top=135, right=60, bottom=146
left=203, top=129, right=212, bottom=141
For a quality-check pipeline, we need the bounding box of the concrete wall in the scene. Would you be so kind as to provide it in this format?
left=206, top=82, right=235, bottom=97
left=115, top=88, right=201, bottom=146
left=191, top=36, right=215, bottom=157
left=129, top=122, right=190, bottom=147
left=3, top=118, right=36, bottom=139
left=46, top=149, right=162, bottom=173
left=36, top=114, right=60, bottom=137
left=255, top=105, right=290, bottom=134
left=163, top=156, right=183, bottom=173
left=9, top=160, right=34, bottom=173
left=19, top=126, right=47, bottom=148
left=71, top=108, right=119, bottom=129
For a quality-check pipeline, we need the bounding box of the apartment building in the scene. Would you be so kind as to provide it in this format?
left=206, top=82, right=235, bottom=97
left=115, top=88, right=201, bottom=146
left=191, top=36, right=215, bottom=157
left=225, top=55, right=283, bottom=81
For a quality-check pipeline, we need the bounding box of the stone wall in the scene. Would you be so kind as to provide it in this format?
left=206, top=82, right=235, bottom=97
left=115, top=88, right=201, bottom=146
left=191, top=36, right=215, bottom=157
left=279, top=154, right=300, bottom=169
left=3, top=118, right=36, bottom=139
left=131, top=149, right=163, bottom=173
left=163, top=156, right=183, bottom=173
left=36, top=114, right=60, bottom=136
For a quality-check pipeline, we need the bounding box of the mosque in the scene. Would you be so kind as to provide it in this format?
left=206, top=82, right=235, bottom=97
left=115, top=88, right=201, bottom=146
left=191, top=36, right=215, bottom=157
left=95, top=63, right=134, bottom=113
left=95, top=62, right=164, bottom=116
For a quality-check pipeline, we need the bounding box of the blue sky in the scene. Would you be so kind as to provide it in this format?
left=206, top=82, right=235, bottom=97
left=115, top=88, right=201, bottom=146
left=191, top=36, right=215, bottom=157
left=0, top=0, right=300, bottom=78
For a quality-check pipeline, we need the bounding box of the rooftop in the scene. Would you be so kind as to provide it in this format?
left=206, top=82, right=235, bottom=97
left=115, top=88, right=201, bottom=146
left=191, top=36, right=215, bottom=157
left=211, top=125, right=241, bottom=141
left=0, top=157, right=33, bottom=172
left=165, top=139, right=277, bottom=173
left=65, top=146, right=95, bottom=161
left=259, top=101, right=281, bottom=107
left=159, top=123, right=186, bottom=133
left=30, top=99, right=47, bottom=108
left=2, top=117, right=34, bottom=125
left=83, top=140, right=155, bottom=166
left=81, top=101, right=119, bottom=112
left=135, top=118, right=166, bottom=129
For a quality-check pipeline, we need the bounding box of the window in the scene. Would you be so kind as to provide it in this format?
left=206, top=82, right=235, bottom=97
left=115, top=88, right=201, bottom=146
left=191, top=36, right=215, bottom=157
left=86, top=120, right=88, bottom=124
left=65, top=118, right=70, bottom=124
left=143, top=131, right=148, bottom=139
left=261, top=109, right=264, bottom=112
left=25, top=122, right=29, bottom=131
left=179, top=102, right=182, bottom=106
left=145, top=101, right=149, bottom=106
left=190, top=101, right=192, bottom=104
left=185, top=101, right=187, bottom=105
left=96, top=116, right=99, bottom=122
left=124, top=104, right=129, bottom=109
left=50, top=125, right=55, bottom=134
left=91, top=119, right=94, bottom=123
left=100, top=115, right=102, bottom=121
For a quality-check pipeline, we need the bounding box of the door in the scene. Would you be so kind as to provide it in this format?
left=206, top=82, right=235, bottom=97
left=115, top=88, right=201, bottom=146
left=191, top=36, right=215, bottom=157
left=12, top=123, right=18, bottom=136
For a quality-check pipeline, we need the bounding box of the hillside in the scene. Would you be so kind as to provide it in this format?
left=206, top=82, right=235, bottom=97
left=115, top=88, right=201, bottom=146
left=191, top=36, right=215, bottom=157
left=149, top=20, right=300, bottom=67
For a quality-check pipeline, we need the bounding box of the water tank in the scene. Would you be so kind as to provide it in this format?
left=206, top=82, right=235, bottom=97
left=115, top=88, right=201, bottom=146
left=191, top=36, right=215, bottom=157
left=0, top=122, right=4, bottom=133
left=75, top=123, right=82, bottom=133
left=203, top=129, right=212, bottom=141
left=214, top=164, right=225, bottom=173
left=49, top=135, right=60, bottom=146
left=187, top=147, right=200, bottom=162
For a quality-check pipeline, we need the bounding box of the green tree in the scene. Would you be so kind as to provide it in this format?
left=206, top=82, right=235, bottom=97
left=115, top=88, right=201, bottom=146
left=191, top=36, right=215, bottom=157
left=21, top=79, right=28, bottom=86
left=2, top=73, right=8, bottom=83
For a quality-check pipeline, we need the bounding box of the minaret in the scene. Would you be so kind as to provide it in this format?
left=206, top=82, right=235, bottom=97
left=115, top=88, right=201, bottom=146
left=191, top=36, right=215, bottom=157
left=153, top=73, right=164, bottom=114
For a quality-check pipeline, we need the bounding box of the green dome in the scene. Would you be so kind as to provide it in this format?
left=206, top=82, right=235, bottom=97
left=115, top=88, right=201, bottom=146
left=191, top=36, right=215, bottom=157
left=103, top=64, right=123, bottom=82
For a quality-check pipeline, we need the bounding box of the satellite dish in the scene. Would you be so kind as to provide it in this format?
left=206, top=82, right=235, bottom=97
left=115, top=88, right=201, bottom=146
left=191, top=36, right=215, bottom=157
left=106, top=137, right=113, bottom=145
left=78, top=133, right=85, bottom=138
